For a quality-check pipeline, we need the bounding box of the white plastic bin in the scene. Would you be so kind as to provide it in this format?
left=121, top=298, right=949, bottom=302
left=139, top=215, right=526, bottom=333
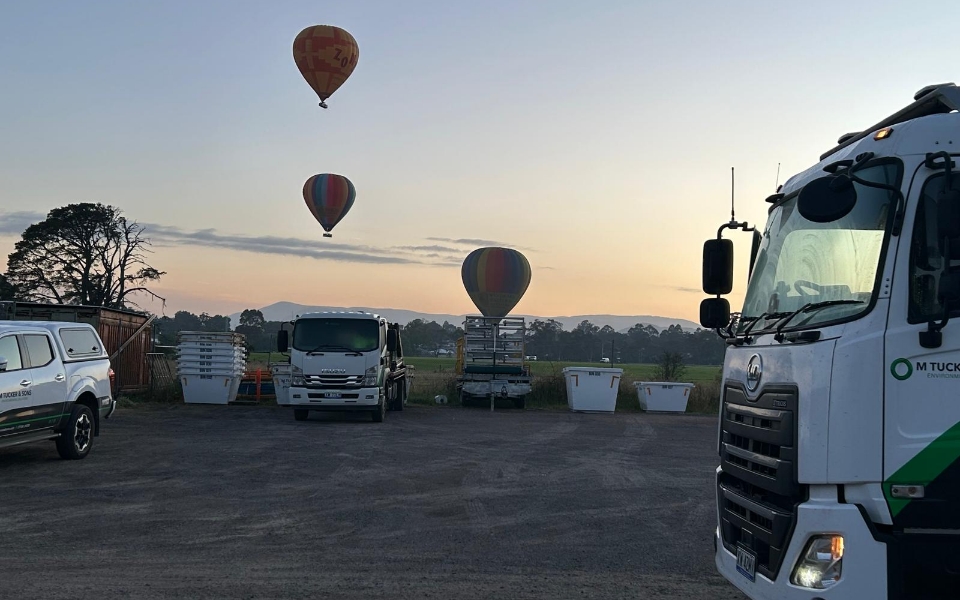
left=181, top=374, right=243, bottom=405
left=635, top=382, right=695, bottom=412
left=562, top=367, right=623, bottom=413
left=270, top=364, right=292, bottom=405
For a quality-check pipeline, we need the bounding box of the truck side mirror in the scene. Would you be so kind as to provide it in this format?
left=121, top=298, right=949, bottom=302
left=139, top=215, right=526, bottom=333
left=703, top=239, right=734, bottom=295
left=798, top=175, right=857, bottom=223
left=387, top=329, right=398, bottom=352
left=748, top=230, right=762, bottom=279
left=277, top=330, right=289, bottom=353
left=0, top=356, right=7, bottom=373
left=700, top=298, right=731, bottom=329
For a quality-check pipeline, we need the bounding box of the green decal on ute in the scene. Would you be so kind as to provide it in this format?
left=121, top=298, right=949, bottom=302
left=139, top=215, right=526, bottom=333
left=885, top=420, right=960, bottom=517
left=890, top=358, right=913, bottom=381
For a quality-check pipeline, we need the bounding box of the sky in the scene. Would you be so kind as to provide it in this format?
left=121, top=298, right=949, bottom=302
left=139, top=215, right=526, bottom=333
left=2, top=0, right=959, bottom=322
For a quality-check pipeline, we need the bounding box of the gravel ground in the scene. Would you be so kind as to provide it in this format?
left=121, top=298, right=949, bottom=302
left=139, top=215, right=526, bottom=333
left=0, top=404, right=744, bottom=599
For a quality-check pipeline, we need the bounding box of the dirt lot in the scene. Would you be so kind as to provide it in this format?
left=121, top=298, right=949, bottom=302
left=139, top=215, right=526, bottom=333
left=0, top=405, right=743, bottom=599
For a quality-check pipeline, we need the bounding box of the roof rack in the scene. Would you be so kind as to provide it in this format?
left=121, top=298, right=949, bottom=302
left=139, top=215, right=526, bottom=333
left=820, top=83, right=960, bottom=161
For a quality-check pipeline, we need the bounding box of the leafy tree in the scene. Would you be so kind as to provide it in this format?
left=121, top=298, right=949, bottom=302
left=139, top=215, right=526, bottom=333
left=5, top=203, right=164, bottom=308
left=239, top=309, right=265, bottom=329
left=0, top=273, right=15, bottom=301
left=652, top=351, right=686, bottom=382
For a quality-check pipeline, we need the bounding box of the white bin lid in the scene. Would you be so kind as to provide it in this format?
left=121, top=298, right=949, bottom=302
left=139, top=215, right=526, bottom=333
left=634, top=381, right=696, bottom=388
left=562, top=367, right=624, bottom=375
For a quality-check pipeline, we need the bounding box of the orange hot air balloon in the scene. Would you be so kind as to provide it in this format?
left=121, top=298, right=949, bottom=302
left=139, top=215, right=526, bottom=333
left=293, top=25, right=359, bottom=108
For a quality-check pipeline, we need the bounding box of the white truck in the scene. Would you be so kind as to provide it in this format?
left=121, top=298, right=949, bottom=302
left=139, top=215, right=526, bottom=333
left=700, top=83, right=960, bottom=599
left=0, top=321, right=115, bottom=459
left=276, top=311, right=407, bottom=422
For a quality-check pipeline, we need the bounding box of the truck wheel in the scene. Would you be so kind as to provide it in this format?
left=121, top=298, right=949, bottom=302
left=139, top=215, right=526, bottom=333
left=56, top=404, right=94, bottom=460
left=294, top=409, right=309, bottom=421
left=394, top=380, right=404, bottom=412
left=371, top=397, right=385, bottom=423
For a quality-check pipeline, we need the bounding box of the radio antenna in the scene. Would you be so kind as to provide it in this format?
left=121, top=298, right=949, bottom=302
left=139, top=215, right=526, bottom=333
left=775, top=162, right=781, bottom=190
left=730, top=166, right=736, bottom=221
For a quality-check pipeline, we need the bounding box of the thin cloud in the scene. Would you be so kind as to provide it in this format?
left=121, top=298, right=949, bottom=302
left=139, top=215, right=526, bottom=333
left=393, top=244, right=464, bottom=254
left=0, top=211, right=45, bottom=235
left=426, top=236, right=532, bottom=251
left=146, top=224, right=425, bottom=265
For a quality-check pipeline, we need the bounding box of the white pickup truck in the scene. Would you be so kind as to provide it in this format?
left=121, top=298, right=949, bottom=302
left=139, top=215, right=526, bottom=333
left=0, top=321, right=115, bottom=459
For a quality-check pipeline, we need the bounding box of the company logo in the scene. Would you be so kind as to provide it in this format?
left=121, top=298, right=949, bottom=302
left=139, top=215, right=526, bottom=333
left=746, top=354, right=762, bottom=391
left=320, top=368, right=347, bottom=374
left=890, top=358, right=913, bottom=381
left=891, top=358, right=960, bottom=380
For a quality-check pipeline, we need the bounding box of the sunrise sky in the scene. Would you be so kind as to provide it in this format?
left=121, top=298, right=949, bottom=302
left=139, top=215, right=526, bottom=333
left=2, top=0, right=958, bottom=321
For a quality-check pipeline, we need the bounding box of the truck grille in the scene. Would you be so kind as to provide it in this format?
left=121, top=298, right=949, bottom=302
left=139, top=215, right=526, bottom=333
left=718, top=384, right=802, bottom=582
left=303, top=374, right=363, bottom=389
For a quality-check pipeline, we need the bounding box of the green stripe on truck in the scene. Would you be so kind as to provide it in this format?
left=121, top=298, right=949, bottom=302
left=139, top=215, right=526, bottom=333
left=884, top=420, right=960, bottom=517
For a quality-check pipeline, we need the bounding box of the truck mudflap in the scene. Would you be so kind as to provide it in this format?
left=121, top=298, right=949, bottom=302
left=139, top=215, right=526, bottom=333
left=716, top=491, right=887, bottom=599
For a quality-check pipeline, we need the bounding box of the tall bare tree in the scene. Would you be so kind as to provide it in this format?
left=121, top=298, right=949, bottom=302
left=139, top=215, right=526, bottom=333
left=5, top=203, right=165, bottom=309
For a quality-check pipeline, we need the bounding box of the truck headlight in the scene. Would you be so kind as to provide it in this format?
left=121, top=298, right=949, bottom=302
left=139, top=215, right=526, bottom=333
left=291, top=365, right=305, bottom=387
left=791, top=535, right=843, bottom=589
left=363, top=366, right=378, bottom=387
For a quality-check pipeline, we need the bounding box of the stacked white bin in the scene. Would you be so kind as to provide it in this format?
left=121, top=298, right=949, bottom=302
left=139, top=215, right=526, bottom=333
left=177, top=332, right=247, bottom=405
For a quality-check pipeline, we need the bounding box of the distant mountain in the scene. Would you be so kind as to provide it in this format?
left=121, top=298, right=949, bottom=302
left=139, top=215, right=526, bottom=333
left=230, top=301, right=699, bottom=332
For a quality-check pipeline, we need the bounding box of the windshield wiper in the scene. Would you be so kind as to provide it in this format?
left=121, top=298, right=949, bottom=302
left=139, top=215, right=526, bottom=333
left=773, top=300, right=865, bottom=342
left=305, top=344, right=363, bottom=356
left=729, top=311, right=793, bottom=344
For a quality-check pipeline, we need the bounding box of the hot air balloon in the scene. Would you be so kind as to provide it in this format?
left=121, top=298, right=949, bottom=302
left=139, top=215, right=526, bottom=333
left=293, top=25, right=359, bottom=108
left=461, top=247, right=532, bottom=318
left=303, top=174, right=356, bottom=238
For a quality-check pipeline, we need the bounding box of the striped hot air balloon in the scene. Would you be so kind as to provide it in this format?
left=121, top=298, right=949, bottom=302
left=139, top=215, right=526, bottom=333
left=461, top=247, right=532, bottom=318
left=293, top=25, right=359, bottom=108
left=303, top=174, right=356, bottom=238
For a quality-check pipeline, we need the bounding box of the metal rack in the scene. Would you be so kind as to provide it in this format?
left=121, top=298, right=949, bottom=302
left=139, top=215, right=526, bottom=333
left=462, top=316, right=525, bottom=369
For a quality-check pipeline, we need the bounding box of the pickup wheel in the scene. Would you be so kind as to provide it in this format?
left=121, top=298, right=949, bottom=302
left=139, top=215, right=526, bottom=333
left=293, top=409, right=309, bottom=422
left=56, top=404, right=94, bottom=460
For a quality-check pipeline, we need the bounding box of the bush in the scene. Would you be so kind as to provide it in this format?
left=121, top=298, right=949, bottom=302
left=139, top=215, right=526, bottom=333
left=652, top=351, right=686, bottom=382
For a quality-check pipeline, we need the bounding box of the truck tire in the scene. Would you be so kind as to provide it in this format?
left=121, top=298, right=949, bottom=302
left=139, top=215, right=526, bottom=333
left=294, top=409, right=309, bottom=421
left=56, top=404, right=94, bottom=460
left=394, top=379, right=404, bottom=412
left=371, top=396, right=385, bottom=423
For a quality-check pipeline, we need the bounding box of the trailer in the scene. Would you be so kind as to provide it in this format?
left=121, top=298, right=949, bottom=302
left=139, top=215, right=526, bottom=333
left=457, top=315, right=532, bottom=409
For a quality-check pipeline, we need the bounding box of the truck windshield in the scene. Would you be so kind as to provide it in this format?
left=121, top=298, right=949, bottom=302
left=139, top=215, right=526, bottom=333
left=293, top=319, right=380, bottom=353
left=740, top=162, right=902, bottom=333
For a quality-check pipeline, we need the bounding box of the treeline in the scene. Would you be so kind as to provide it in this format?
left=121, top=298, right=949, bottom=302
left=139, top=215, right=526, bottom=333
left=153, top=309, right=726, bottom=365
left=525, top=320, right=725, bottom=365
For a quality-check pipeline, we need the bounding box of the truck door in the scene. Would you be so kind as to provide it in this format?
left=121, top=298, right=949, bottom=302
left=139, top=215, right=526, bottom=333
left=22, top=333, right=69, bottom=422
left=0, top=334, right=43, bottom=438
left=884, top=162, right=960, bottom=528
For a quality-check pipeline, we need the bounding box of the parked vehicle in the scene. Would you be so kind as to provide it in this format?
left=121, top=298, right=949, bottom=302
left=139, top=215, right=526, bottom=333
left=700, top=83, right=960, bottom=599
left=457, top=316, right=532, bottom=408
left=0, top=321, right=115, bottom=459
left=277, top=312, right=406, bottom=422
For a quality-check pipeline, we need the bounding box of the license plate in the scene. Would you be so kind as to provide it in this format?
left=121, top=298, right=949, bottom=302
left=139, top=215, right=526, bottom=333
left=324, top=392, right=342, bottom=399
left=736, top=546, right=757, bottom=582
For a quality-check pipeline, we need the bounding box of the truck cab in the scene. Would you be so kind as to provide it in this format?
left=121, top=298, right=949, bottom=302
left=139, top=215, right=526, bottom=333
left=701, top=83, right=960, bottom=599
left=277, top=311, right=406, bottom=422
left=0, top=321, right=115, bottom=459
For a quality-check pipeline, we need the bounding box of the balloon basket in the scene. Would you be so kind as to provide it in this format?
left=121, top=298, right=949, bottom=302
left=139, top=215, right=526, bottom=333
left=323, top=233, right=332, bottom=238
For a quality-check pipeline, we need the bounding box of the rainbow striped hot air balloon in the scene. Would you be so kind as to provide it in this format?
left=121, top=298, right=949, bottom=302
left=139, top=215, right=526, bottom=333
left=303, top=174, right=356, bottom=238
left=461, top=247, right=532, bottom=318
